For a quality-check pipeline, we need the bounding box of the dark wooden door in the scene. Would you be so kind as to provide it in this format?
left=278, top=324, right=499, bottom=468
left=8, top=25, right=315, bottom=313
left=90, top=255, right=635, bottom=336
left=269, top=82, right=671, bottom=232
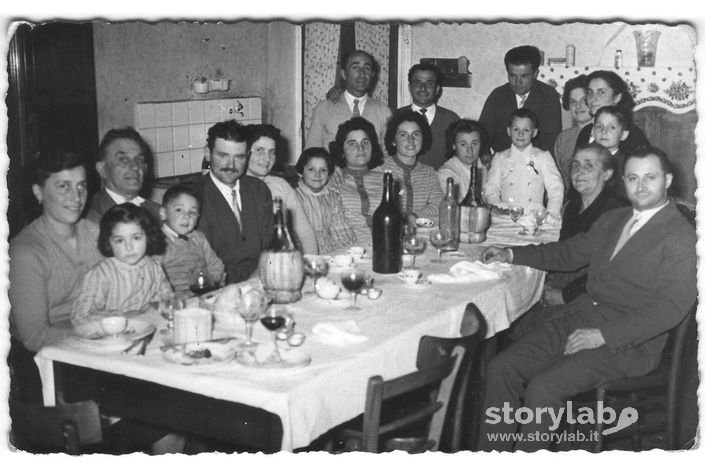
left=7, top=22, right=99, bottom=238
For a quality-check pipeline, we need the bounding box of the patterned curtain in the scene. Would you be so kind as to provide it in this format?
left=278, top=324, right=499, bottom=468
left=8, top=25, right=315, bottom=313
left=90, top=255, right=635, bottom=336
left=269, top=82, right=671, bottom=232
left=303, top=22, right=390, bottom=141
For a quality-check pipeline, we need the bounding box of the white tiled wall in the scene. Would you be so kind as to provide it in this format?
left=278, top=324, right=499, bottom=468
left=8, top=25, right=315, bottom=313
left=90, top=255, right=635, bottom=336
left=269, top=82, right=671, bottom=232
left=134, top=97, right=263, bottom=178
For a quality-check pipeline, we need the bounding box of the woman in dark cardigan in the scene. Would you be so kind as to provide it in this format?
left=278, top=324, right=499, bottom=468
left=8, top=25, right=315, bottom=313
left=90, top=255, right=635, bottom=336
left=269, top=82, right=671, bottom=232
left=576, top=70, right=649, bottom=155
left=509, top=143, right=629, bottom=339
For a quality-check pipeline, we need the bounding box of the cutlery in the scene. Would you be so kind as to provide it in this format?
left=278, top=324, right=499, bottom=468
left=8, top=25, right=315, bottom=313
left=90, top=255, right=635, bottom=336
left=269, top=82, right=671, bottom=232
left=136, top=331, right=156, bottom=355
left=121, top=337, right=145, bottom=355
left=159, top=336, right=243, bottom=351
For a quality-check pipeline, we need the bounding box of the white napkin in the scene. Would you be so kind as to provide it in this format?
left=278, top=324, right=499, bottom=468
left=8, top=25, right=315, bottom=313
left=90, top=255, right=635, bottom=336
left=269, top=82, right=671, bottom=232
left=427, top=260, right=511, bottom=283
left=312, top=320, right=368, bottom=346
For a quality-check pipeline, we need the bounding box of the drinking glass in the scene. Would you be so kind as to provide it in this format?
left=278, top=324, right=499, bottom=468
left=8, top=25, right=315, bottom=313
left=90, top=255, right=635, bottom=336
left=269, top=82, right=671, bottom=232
left=159, top=289, right=183, bottom=334
left=429, top=229, right=452, bottom=263
left=403, top=225, right=427, bottom=268
left=340, top=267, right=366, bottom=311
left=260, top=305, right=287, bottom=362
left=238, top=288, right=270, bottom=349
left=532, top=207, right=548, bottom=232
left=304, top=255, right=330, bottom=293
left=508, top=204, right=524, bottom=223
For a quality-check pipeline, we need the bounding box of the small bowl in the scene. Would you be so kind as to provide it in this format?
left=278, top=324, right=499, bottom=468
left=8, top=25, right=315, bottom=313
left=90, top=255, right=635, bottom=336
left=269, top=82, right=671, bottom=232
left=367, top=288, right=383, bottom=300
left=287, top=332, right=306, bottom=347
left=100, top=316, right=128, bottom=336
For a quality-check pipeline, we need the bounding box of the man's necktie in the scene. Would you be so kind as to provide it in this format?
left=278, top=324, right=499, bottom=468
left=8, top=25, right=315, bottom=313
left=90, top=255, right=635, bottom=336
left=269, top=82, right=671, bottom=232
left=352, top=99, right=360, bottom=117
left=419, top=107, right=428, bottom=122
left=610, top=214, right=640, bottom=259
left=231, top=189, right=241, bottom=226
left=518, top=94, right=528, bottom=109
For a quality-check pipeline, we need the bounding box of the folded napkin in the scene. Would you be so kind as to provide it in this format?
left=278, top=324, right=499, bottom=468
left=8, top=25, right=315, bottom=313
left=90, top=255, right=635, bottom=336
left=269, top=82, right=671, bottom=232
left=427, top=260, right=511, bottom=284
left=312, top=320, right=368, bottom=346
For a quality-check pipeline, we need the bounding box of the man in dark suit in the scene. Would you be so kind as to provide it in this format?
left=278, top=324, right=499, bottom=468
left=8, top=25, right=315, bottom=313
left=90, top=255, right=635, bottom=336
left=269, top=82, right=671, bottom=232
left=479, top=45, right=562, bottom=155
left=193, top=120, right=273, bottom=284
left=477, top=146, right=696, bottom=452
left=397, top=63, right=460, bottom=170
left=87, top=127, right=161, bottom=223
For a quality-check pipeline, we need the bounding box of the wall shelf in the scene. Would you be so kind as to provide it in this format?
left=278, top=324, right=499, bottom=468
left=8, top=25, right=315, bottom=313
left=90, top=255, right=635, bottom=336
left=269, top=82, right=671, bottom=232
left=539, top=66, right=695, bottom=114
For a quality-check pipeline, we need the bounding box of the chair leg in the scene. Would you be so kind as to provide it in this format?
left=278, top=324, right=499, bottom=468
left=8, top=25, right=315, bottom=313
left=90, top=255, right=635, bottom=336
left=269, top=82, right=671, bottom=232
left=593, top=390, right=606, bottom=452
left=628, top=392, right=643, bottom=451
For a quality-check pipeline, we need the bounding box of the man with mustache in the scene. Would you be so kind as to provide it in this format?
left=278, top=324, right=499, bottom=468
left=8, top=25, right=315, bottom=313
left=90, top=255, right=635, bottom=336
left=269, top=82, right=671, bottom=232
left=193, top=120, right=273, bottom=283
left=87, top=127, right=161, bottom=223
left=306, top=49, right=392, bottom=151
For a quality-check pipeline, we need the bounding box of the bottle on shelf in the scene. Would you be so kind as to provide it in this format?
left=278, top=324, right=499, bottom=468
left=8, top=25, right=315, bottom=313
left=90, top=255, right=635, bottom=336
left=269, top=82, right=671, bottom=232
left=439, top=177, right=459, bottom=250
left=566, top=44, right=576, bottom=66
left=258, top=198, right=305, bottom=303
left=372, top=171, right=403, bottom=274
left=615, top=49, right=623, bottom=68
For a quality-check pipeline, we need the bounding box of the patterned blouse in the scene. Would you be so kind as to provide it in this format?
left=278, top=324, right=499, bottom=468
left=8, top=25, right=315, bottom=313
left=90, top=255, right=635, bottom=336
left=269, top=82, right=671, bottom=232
left=296, top=184, right=356, bottom=255
left=379, top=156, right=443, bottom=220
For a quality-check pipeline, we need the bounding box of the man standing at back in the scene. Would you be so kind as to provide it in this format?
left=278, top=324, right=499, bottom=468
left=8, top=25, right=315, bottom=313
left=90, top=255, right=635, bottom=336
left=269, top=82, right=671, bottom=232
left=479, top=45, right=561, bottom=155
left=193, top=120, right=273, bottom=284
left=87, top=127, right=161, bottom=223
left=397, top=63, right=460, bottom=170
left=306, top=49, right=392, bottom=151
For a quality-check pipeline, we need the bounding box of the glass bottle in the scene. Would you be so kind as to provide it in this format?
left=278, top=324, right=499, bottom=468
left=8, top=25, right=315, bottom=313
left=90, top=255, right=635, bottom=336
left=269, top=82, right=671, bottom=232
left=258, top=198, right=304, bottom=303
left=566, top=44, right=576, bottom=66
left=615, top=49, right=623, bottom=68
left=459, top=163, right=484, bottom=234
left=372, top=171, right=403, bottom=274
left=439, top=177, right=459, bottom=250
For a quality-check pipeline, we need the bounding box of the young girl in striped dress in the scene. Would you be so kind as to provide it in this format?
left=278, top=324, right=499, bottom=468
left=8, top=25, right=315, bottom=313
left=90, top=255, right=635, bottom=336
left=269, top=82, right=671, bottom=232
left=71, top=203, right=171, bottom=326
left=295, top=147, right=356, bottom=255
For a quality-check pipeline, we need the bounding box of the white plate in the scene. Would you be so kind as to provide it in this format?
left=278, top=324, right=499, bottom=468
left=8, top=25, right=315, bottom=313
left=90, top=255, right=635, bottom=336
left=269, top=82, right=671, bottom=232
left=162, top=342, right=236, bottom=366
left=236, top=348, right=311, bottom=369
left=416, top=218, right=435, bottom=228
left=73, top=319, right=156, bottom=347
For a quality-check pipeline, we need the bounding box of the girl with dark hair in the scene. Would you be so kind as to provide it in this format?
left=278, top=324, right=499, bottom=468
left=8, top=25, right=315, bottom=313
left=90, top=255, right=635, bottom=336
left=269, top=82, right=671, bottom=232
left=379, top=109, right=443, bottom=224
left=328, top=117, right=387, bottom=245
left=576, top=70, right=649, bottom=155
left=295, top=147, right=356, bottom=254
left=71, top=203, right=170, bottom=326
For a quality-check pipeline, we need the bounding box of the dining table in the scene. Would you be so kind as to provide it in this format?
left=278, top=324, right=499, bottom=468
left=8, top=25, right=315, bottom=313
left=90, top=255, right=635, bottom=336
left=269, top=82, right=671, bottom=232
left=34, top=213, right=560, bottom=452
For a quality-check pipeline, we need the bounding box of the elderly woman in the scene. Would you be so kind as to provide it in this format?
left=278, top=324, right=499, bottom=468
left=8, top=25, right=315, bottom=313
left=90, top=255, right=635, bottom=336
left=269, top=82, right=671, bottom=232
left=553, top=75, right=593, bottom=188
left=576, top=70, right=649, bottom=155
left=245, top=124, right=318, bottom=254
left=509, top=143, right=628, bottom=339
left=380, top=109, right=443, bottom=224
left=327, top=117, right=386, bottom=246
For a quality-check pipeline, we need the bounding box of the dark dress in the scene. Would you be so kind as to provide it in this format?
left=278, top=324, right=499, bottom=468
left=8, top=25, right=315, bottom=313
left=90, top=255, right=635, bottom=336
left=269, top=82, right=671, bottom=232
left=509, top=185, right=629, bottom=339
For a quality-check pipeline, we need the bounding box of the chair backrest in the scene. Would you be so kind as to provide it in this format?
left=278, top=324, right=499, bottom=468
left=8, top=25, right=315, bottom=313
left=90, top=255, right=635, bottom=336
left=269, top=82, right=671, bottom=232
left=359, top=302, right=487, bottom=453
left=417, top=302, right=487, bottom=452
left=9, top=400, right=103, bottom=454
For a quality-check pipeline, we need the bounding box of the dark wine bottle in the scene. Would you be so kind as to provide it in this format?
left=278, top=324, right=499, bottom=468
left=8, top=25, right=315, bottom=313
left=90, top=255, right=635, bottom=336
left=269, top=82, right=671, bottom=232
left=439, top=177, right=459, bottom=250
left=269, top=198, right=295, bottom=252
left=459, top=163, right=485, bottom=234
left=372, top=171, right=403, bottom=274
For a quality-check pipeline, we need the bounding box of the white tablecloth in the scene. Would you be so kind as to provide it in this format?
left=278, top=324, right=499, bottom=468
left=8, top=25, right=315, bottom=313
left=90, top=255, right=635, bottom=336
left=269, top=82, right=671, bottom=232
left=35, top=215, right=559, bottom=451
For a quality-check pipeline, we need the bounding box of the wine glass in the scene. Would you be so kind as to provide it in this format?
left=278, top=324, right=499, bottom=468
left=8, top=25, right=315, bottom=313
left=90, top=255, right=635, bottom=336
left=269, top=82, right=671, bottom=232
left=508, top=204, right=524, bottom=223
left=340, top=267, right=366, bottom=311
left=260, top=305, right=287, bottom=362
left=429, top=229, right=452, bottom=263
left=403, top=230, right=427, bottom=268
left=159, top=289, right=183, bottom=334
left=532, top=207, right=548, bottom=232
left=304, top=255, right=330, bottom=293
left=189, top=269, right=217, bottom=297
left=238, top=287, right=270, bottom=350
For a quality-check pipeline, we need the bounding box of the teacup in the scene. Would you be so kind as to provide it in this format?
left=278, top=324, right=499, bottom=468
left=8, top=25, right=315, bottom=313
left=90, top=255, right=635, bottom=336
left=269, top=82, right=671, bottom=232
left=330, top=254, right=354, bottom=268
left=347, top=246, right=366, bottom=261
left=398, top=268, right=422, bottom=285
left=100, top=316, right=128, bottom=336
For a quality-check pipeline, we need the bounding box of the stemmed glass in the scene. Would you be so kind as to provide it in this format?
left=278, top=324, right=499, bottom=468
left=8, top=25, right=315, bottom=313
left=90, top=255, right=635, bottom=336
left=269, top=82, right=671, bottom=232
left=429, top=229, right=452, bottom=263
left=159, top=288, right=183, bottom=335
left=260, top=305, right=287, bottom=362
left=403, top=225, right=427, bottom=268
left=238, top=287, right=270, bottom=350
left=340, top=267, right=366, bottom=311
left=304, top=255, right=330, bottom=293
left=508, top=204, right=524, bottom=223
left=532, top=207, right=548, bottom=232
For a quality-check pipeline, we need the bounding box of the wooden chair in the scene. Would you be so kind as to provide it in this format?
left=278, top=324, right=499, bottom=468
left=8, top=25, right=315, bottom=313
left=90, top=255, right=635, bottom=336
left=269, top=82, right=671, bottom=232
left=569, top=301, right=697, bottom=451
left=9, top=399, right=104, bottom=454
left=328, top=302, right=487, bottom=453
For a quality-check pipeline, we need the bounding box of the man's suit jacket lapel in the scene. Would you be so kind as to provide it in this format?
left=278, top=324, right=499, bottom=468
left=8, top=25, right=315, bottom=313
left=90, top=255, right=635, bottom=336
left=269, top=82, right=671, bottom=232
left=203, top=176, right=241, bottom=235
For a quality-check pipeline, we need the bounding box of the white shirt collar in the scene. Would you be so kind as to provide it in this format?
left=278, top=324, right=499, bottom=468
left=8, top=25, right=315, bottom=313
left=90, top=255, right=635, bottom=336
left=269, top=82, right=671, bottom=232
left=344, top=90, right=367, bottom=114
left=209, top=171, right=241, bottom=210
left=411, top=103, right=437, bottom=124
left=631, top=200, right=669, bottom=233
left=515, top=91, right=531, bottom=108
left=105, top=187, right=145, bottom=206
